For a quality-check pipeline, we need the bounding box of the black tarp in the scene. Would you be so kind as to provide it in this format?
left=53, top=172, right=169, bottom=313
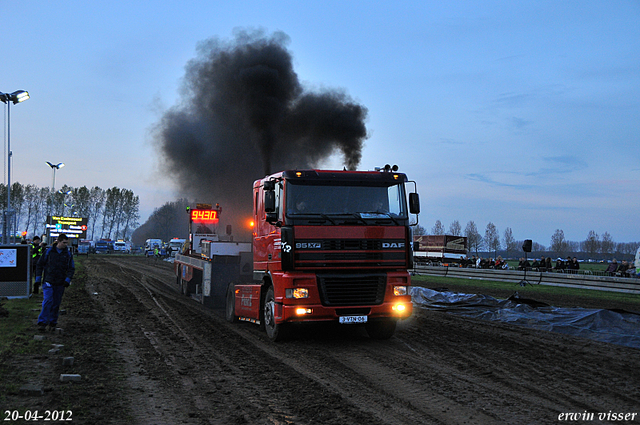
left=411, top=287, right=640, bottom=349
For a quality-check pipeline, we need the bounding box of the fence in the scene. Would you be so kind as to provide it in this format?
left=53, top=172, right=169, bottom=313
left=412, top=265, right=640, bottom=295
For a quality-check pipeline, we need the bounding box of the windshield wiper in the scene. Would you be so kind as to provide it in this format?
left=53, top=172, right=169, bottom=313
left=319, top=213, right=337, bottom=224
left=323, top=213, right=365, bottom=225
left=359, top=211, right=399, bottom=225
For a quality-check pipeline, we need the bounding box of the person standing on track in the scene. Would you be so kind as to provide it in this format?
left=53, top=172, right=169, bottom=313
left=35, top=234, right=75, bottom=331
left=30, top=235, right=45, bottom=294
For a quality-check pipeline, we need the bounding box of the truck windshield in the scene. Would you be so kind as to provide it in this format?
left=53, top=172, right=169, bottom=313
left=285, top=183, right=407, bottom=218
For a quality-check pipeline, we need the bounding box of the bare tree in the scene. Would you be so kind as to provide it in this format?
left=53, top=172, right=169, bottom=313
left=448, top=220, right=461, bottom=236
left=33, top=188, right=50, bottom=238
left=582, top=230, right=600, bottom=256
left=72, top=186, right=93, bottom=219
left=465, top=220, right=482, bottom=255
left=149, top=202, right=181, bottom=242
left=119, top=189, right=140, bottom=240
left=20, top=184, right=37, bottom=237
left=432, top=220, right=445, bottom=235
left=566, top=240, right=579, bottom=253
left=87, top=187, right=105, bottom=240
left=532, top=241, right=546, bottom=252
left=102, top=187, right=122, bottom=239
left=484, top=222, right=500, bottom=257
left=10, top=183, right=25, bottom=230
left=616, top=241, right=640, bottom=255
left=503, top=227, right=517, bottom=252
left=550, top=229, right=567, bottom=254
left=600, top=232, right=615, bottom=255
left=413, top=224, right=426, bottom=236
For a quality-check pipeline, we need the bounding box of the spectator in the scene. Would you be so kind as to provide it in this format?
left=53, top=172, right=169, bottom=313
left=605, top=259, right=618, bottom=276
left=538, top=256, right=547, bottom=272
left=545, top=257, right=553, bottom=271
left=531, top=258, right=541, bottom=270
left=35, top=234, right=75, bottom=332
left=617, top=260, right=629, bottom=276
left=554, top=258, right=565, bottom=272
left=568, top=257, right=580, bottom=274
left=518, top=257, right=531, bottom=271
left=30, top=235, right=44, bottom=294
left=495, top=256, right=507, bottom=270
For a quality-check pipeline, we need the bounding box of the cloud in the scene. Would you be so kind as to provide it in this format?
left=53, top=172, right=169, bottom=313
left=493, top=92, right=531, bottom=107
left=465, top=155, right=587, bottom=189
left=464, top=173, right=534, bottom=190
left=509, top=116, right=533, bottom=129
left=525, top=156, right=588, bottom=177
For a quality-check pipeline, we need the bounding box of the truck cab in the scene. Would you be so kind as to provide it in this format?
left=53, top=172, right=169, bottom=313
left=230, top=169, right=420, bottom=340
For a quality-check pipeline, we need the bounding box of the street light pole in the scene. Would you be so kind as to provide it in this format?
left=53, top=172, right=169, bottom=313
left=45, top=162, right=65, bottom=242
left=47, top=162, right=65, bottom=193
left=1, top=90, right=29, bottom=244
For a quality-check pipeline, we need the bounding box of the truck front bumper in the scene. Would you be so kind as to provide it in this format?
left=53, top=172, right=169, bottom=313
left=275, top=297, right=413, bottom=324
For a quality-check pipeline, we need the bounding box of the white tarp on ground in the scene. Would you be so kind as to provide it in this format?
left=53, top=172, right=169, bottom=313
left=411, top=287, right=640, bottom=349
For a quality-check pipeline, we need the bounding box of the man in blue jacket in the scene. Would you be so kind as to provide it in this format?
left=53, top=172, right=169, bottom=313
left=35, top=234, right=75, bottom=331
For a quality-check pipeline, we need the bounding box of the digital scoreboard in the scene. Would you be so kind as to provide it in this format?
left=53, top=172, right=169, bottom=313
left=190, top=209, right=219, bottom=224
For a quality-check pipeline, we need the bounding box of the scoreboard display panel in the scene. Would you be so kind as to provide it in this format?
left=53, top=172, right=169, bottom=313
left=190, top=209, right=219, bottom=224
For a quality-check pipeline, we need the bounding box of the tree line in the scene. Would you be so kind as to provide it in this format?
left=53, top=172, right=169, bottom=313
left=0, top=182, right=140, bottom=241
left=131, top=198, right=190, bottom=246
left=417, top=219, right=639, bottom=258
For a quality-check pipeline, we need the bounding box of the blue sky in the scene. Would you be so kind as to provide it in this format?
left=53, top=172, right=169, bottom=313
left=2, top=1, right=639, bottom=246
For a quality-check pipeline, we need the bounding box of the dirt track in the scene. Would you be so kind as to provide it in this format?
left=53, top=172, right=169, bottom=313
left=28, top=256, right=640, bottom=424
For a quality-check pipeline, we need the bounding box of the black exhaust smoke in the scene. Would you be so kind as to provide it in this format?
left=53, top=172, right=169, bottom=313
left=153, top=29, right=368, bottom=236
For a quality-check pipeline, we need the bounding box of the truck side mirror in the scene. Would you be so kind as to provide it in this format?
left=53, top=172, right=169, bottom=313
left=263, top=180, right=275, bottom=191
left=409, top=193, right=420, bottom=214
left=264, top=190, right=276, bottom=213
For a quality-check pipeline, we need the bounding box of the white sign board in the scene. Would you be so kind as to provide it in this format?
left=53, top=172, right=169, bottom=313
left=0, top=249, right=17, bottom=267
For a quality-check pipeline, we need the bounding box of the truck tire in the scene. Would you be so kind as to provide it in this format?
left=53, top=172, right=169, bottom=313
left=225, top=283, right=238, bottom=323
left=263, top=287, right=287, bottom=341
left=365, top=319, right=397, bottom=340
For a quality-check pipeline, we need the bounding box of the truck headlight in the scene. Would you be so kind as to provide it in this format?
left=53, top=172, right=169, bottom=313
left=286, top=288, right=309, bottom=299
left=393, top=286, right=408, bottom=296
left=393, top=303, right=407, bottom=313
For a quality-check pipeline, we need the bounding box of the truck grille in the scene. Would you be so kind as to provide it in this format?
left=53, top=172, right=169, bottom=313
left=294, top=238, right=407, bottom=269
left=317, top=274, right=386, bottom=306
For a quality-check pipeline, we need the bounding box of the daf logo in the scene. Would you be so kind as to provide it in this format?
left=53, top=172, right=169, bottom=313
left=383, top=242, right=404, bottom=249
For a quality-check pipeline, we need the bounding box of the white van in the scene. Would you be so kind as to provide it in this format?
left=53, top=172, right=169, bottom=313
left=114, top=240, right=132, bottom=253
left=144, top=239, right=162, bottom=256
left=168, top=238, right=186, bottom=257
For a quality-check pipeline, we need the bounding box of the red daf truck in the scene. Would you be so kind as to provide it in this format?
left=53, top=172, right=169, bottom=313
left=174, top=168, right=420, bottom=341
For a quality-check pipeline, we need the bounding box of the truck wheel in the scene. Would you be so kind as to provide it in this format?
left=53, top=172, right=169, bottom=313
left=225, top=283, right=238, bottom=323
left=263, top=287, right=287, bottom=341
left=365, top=319, right=397, bottom=340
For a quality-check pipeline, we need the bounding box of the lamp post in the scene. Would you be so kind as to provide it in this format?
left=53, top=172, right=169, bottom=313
left=46, top=162, right=65, bottom=192
left=58, top=189, right=72, bottom=216
left=46, top=162, right=65, bottom=243
left=1, top=90, right=30, bottom=244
